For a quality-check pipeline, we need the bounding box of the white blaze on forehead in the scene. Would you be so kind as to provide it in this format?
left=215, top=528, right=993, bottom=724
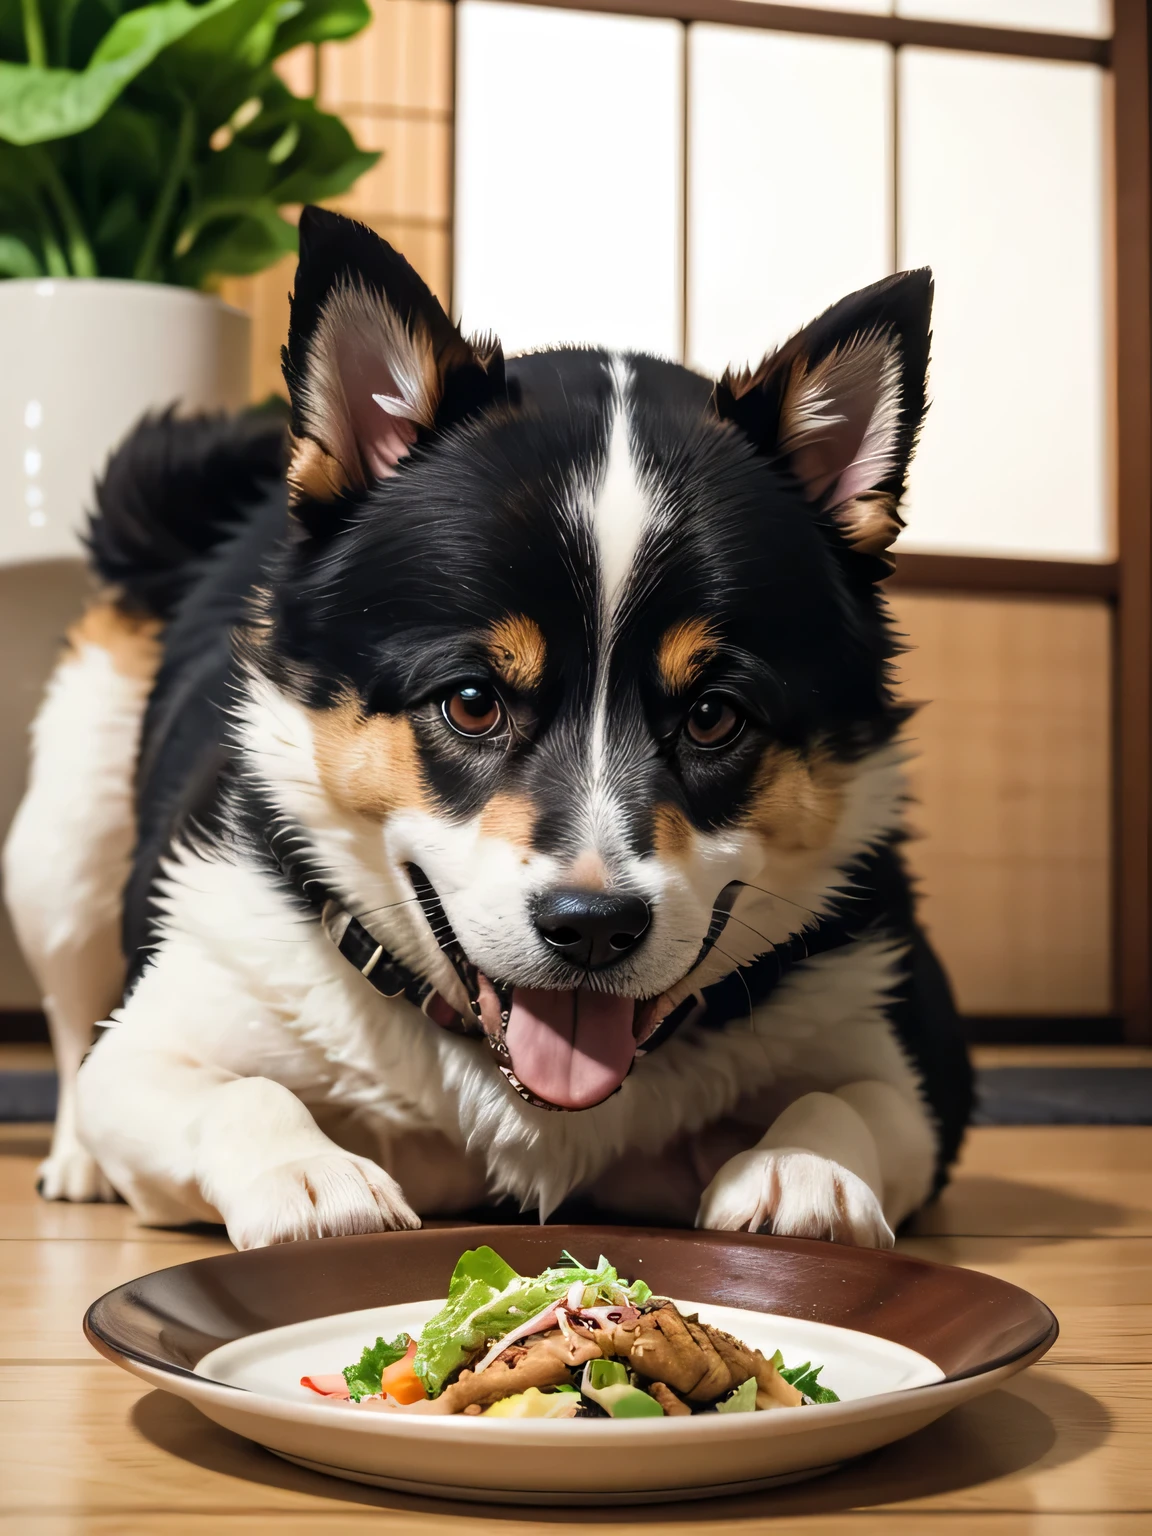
left=576, top=358, right=652, bottom=867
left=590, top=357, right=651, bottom=616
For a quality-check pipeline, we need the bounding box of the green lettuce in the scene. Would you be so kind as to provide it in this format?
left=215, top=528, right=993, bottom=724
left=412, top=1246, right=652, bottom=1398
left=342, top=1332, right=412, bottom=1403
left=778, top=1359, right=839, bottom=1404
left=715, top=1376, right=758, bottom=1414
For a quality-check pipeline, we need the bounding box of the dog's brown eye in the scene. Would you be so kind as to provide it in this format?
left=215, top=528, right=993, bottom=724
left=686, top=694, right=742, bottom=749
left=444, top=685, right=503, bottom=738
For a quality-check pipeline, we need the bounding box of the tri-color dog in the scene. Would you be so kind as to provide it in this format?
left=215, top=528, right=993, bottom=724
left=4, top=208, right=971, bottom=1249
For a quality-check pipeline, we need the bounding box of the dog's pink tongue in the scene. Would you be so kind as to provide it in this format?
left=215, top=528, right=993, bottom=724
left=504, top=988, right=637, bottom=1110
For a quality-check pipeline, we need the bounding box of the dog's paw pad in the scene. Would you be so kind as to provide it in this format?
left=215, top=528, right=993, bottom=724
left=38, top=1145, right=118, bottom=1203
left=225, top=1152, right=421, bottom=1250
left=696, top=1146, right=893, bottom=1249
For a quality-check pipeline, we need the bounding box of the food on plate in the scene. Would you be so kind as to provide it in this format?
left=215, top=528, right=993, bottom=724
left=300, top=1246, right=840, bottom=1419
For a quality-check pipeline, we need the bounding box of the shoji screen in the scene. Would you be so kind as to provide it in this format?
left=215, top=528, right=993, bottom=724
left=452, top=9, right=1115, bottom=1017
left=898, top=50, right=1108, bottom=557
left=687, top=28, right=892, bottom=378
left=454, top=1, right=683, bottom=357
left=895, top=0, right=1109, bottom=34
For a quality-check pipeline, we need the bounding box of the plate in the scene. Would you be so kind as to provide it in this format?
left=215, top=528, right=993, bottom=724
left=84, top=1225, right=1058, bottom=1504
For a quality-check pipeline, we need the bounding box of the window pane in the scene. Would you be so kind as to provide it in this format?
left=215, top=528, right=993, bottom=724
left=897, top=50, right=1107, bottom=558
left=895, top=0, right=1110, bottom=37
left=454, top=1, right=682, bottom=358
left=688, top=27, right=892, bottom=379
left=746, top=0, right=892, bottom=11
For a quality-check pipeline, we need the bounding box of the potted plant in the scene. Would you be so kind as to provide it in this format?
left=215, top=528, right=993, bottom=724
left=0, top=0, right=379, bottom=563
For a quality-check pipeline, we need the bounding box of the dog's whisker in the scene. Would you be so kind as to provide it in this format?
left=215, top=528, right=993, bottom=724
left=714, top=910, right=779, bottom=953
left=737, top=883, right=823, bottom=920
left=706, top=944, right=757, bottom=1030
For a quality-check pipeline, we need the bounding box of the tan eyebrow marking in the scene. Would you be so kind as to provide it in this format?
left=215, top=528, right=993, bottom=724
left=657, top=618, right=718, bottom=693
left=486, top=614, right=547, bottom=692
left=479, top=792, right=537, bottom=848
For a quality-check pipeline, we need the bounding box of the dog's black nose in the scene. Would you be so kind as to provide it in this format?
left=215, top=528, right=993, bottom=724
left=533, top=888, right=651, bottom=970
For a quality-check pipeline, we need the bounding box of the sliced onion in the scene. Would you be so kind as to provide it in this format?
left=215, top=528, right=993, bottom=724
left=579, top=1305, right=638, bottom=1328
left=471, top=1301, right=560, bottom=1375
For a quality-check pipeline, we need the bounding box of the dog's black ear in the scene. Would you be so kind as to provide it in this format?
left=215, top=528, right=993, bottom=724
left=281, top=207, right=506, bottom=504
left=715, top=269, right=932, bottom=562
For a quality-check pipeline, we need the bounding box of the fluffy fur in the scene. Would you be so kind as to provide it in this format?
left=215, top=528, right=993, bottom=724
left=4, top=208, right=971, bottom=1249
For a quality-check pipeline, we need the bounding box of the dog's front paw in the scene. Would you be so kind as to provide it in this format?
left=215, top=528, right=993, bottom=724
left=696, top=1146, right=894, bottom=1248
left=222, top=1151, right=421, bottom=1250
left=38, top=1141, right=118, bottom=1203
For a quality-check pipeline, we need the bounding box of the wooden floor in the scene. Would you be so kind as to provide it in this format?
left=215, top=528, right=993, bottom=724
left=1, top=1057, right=1149, bottom=1533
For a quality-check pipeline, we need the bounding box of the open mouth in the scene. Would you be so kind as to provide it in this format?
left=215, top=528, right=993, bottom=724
left=471, top=975, right=667, bottom=1113
left=406, top=864, right=739, bottom=1115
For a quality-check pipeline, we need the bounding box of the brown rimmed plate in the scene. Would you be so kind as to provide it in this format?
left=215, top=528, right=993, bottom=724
left=84, top=1225, right=1057, bottom=1505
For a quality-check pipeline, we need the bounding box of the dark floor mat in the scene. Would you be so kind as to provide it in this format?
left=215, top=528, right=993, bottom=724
left=2, top=1067, right=1151, bottom=1125
left=973, top=1067, right=1152, bottom=1125
left=0, top=1070, right=56, bottom=1122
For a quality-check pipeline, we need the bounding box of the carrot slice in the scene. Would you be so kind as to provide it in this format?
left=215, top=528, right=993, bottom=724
left=380, top=1341, right=426, bottom=1405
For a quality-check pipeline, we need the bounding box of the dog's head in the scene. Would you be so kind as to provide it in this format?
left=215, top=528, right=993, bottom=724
left=239, top=207, right=931, bottom=1113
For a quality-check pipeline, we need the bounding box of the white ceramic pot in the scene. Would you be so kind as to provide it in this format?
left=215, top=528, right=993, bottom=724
left=0, top=278, right=251, bottom=566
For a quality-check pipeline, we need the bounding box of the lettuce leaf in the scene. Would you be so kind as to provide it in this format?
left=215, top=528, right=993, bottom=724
left=449, top=1244, right=519, bottom=1299
left=716, top=1376, right=757, bottom=1414
left=342, top=1332, right=412, bottom=1402
left=412, top=1245, right=521, bottom=1397
left=778, top=1360, right=839, bottom=1404
left=412, top=1246, right=652, bottom=1398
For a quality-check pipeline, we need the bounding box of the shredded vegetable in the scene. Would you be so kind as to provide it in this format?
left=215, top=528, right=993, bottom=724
left=300, top=1246, right=840, bottom=1419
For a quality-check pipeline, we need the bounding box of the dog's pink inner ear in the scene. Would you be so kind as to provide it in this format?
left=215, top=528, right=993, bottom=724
left=297, top=281, right=439, bottom=496
left=338, top=340, right=422, bottom=479
left=781, top=332, right=903, bottom=510
left=333, top=307, right=436, bottom=479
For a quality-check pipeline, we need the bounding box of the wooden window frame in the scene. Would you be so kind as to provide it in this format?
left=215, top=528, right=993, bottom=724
left=452, top=0, right=1151, bottom=1041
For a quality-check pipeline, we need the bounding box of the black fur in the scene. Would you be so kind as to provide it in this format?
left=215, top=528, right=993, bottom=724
left=87, top=407, right=286, bottom=622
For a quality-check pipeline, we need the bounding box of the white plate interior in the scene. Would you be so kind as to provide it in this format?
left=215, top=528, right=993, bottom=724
left=197, top=1297, right=943, bottom=1409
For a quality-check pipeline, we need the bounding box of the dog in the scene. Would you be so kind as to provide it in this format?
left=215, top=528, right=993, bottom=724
left=3, top=207, right=971, bottom=1249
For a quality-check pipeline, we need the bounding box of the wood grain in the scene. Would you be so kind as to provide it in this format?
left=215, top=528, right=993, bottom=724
left=891, top=592, right=1112, bottom=1017
left=0, top=1116, right=1150, bottom=1527
left=0, top=1363, right=1146, bottom=1520
left=319, top=0, right=453, bottom=117
left=5, top=1521, right=1150, bottom=1536
left=915, top=1127, right=1152, bottom=1238
left=896, top=1237, right=1152, bottom=1364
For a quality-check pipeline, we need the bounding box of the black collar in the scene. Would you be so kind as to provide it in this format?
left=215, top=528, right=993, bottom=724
left=263, top=822, right=476, bottom=1033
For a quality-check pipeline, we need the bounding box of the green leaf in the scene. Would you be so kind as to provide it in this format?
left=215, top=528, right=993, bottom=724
left=0, top=0, right=253, bottom=146
left=139, top=0, right=287, bottom=115
left=170, top=202, right=297, bottom=285
left=341, top=1332, right=412, bottom=1403
left=715, top=1376, right=758, bottom=1414
left=0, top=232, right=43, bottom=276
left=274, top=0, right=371, bottom=54
left=412, top=1246, right=523, bottom=1398
left=449, top=1245, right=520, bottom=1299
left=93, top=187, right=137, bottom=245
left=778, top=1361, right=840, bottom=1404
